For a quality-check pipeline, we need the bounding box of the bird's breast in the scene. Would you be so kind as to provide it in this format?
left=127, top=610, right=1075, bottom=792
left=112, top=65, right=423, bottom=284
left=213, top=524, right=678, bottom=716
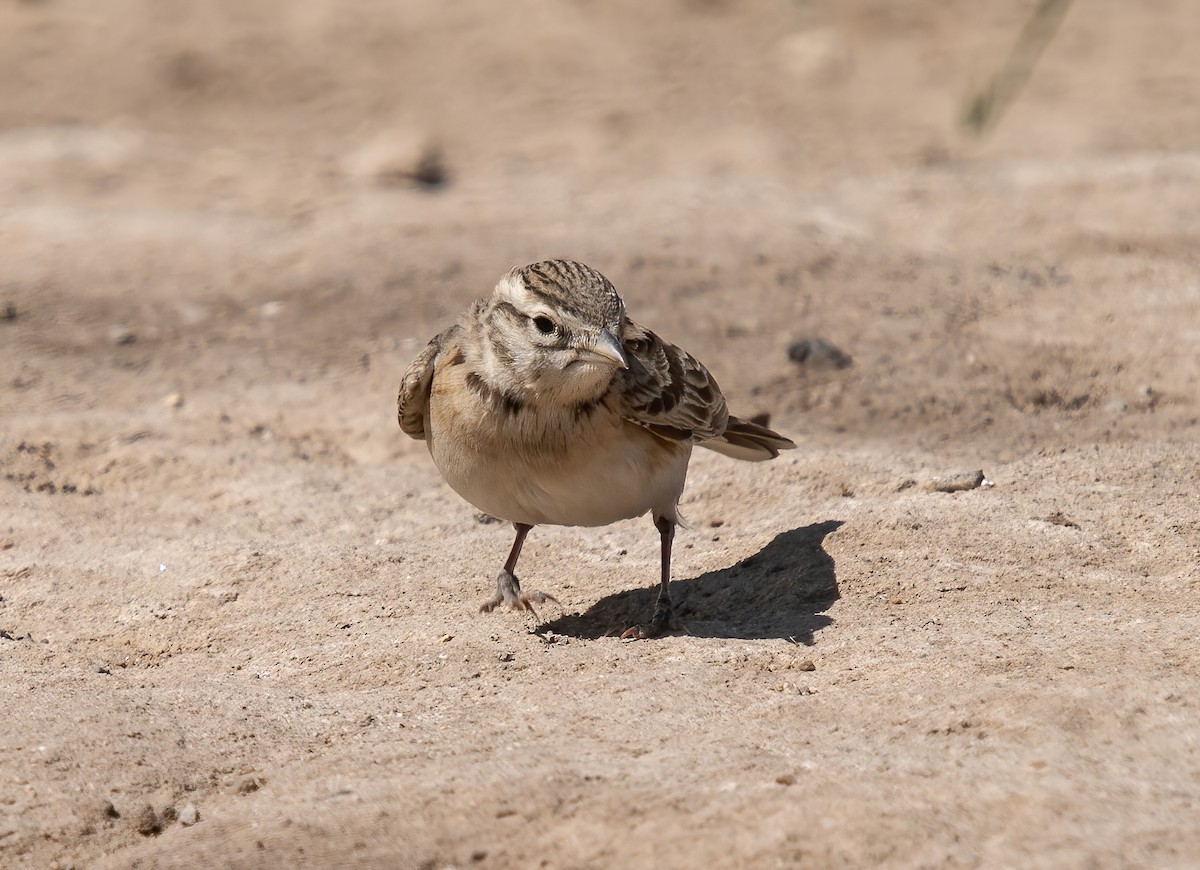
left=426, top=365, right=689, bottom=526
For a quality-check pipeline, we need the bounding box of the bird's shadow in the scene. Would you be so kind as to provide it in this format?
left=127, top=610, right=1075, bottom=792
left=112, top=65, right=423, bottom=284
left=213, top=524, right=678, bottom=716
left=542, top=520, right=843, bottom=643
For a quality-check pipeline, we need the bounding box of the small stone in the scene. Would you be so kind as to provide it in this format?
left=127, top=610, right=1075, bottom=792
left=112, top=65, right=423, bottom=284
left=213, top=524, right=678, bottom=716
left=408, top=149, right=448, bottom=188
left=0, top=537, right=12, bottom=550
left=498, top=652, right=514, bottom=663
left=924, top=470, right=986, bottom=493
left=474, top=512, right=502, bottom=525
left=1044, top=511, right=1080, bottom=529
left=797, top=659, right=816, bottom=672
left=0, top=302, right=16, bottom=320
left=108, top=325, right=137, bottom=345
left=787, top=337, right=852, bottom=370
left=134, top=805, right=162, bottom=836
left=1136, top=384, right=1153, bottom=399
left=775, top=773, right=797, bottom=786
left=470, top=850, right=488, bottom=862
left=103, top=800, right=121, bottom=820
left=178, top=804, right=200, bottom=826
left=164, top=392, right=184, bottom=409
left=345, top=130, right=449, bottom=189
left=1104, top=399, right=1128, bottom=414
left=439, top=634, right=454, bottom=643
left=97, top=664, right=112, bottom=675
left=260, top=301, right=284, bottom=319
left=237, top=776, right=264, bottom=794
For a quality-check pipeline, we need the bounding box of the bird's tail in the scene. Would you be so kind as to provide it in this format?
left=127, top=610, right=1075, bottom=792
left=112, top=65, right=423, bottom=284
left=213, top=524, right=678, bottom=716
left=700, top=415, right=796, bottom=462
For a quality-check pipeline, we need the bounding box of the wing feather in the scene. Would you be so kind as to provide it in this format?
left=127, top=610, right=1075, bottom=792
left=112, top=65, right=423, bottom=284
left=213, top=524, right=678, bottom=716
left=397, top=326, right=456, bottom=440
left=615, top=320, right=728, bottom=443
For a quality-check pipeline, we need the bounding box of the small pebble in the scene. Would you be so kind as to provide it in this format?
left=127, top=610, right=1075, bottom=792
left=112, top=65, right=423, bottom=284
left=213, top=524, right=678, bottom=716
left=439, top=634, right=454, bottom=643
left=775, top=774, right=796, bottom=786
left=787, top=337, right=853, bottom=370
left=1104, top=399, right=1127, bottom=415
left=0, top=537, right=13, bottom=550
left=924, top=470, right=986, bottom=493
left=0, top=302, right=16, bottom=320
left=409, top=148, right=449, bottom=188
left=134, top=805, right=162, bottom=836
left=797, top=659, right=816, bottom=672
left=164, top=392, right=184, bottom=409
left=346, top=131, right=449, bottom=189
left=108, top=325, right=137, bottom=346
left=178, top=804, right=200, bottom=826
left=1043, top=511, right=1079, bottom=529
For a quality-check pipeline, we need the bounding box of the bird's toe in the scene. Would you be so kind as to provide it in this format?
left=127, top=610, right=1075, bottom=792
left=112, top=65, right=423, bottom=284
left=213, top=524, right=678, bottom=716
left=479, top=571, right=558, bottom=619
left=619, top=602, right=677, bottom=640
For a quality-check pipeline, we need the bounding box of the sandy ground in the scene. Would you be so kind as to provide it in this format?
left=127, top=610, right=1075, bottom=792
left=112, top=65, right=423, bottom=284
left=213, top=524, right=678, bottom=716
left=3, top=1, right=1200, bottom=867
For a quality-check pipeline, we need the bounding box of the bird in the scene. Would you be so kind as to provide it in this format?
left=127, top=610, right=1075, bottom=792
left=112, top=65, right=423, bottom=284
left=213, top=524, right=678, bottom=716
left=398, top=259, right=795, bottom=638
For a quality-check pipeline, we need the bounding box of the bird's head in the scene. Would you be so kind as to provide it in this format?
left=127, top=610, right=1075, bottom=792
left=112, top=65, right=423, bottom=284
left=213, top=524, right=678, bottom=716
left=480, top=260, right=628, bottom=406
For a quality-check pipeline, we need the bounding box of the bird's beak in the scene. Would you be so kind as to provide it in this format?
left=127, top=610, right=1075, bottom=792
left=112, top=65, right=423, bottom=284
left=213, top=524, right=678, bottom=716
left=581, top=328, right=628, bottom=369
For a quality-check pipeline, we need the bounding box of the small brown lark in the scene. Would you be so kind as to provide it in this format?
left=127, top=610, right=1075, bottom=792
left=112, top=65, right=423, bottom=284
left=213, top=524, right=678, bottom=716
left=398, top=259, right=794, bottom=638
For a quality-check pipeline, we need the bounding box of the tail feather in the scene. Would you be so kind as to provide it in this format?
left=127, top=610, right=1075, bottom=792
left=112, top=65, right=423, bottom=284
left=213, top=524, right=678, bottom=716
left=701, top=415, right=796, bottom=462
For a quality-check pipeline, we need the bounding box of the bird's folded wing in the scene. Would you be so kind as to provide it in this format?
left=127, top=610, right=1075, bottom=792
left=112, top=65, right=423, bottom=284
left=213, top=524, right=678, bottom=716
left=398, top=326, right=455, bottom=440
left=616, top=320, right=729, bottom=443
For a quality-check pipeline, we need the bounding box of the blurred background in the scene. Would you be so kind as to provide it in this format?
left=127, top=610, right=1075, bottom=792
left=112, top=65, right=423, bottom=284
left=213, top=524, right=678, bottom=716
left=3, top=0, right=1199, bottom=444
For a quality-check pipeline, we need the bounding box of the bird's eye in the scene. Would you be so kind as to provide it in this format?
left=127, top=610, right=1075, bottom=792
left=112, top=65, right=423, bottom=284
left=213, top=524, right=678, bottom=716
left=532, top=316, right=556, bottom=335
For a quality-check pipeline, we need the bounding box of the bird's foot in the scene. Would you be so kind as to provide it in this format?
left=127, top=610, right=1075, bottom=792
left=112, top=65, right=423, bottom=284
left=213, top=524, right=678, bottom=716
left=479, top=570, right=558, bottom=620
left=620, top=599, right=679, bottom=640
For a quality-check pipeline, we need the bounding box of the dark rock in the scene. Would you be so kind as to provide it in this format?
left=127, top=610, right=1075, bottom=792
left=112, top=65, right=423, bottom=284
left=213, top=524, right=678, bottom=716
left=135, top=805, right=163, bottom=836
left=787, top=338, right=852, bottom=370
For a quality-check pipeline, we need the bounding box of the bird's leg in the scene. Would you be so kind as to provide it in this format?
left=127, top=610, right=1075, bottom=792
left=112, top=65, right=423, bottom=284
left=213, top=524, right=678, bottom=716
left=621, top=516, right=678, bottom=640
left=479, top=523, right=558, bottom=619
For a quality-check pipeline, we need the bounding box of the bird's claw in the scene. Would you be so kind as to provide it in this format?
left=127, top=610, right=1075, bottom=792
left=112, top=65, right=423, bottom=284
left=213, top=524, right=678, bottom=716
left=479, top=570, right=558, bottom=620
left=620, top=601, right=678, bottom=640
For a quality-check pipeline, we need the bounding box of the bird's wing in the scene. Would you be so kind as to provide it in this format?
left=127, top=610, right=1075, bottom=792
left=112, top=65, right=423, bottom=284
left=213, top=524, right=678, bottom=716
left=397, top=326, right=456, bottom=440
left=615, top=319, right=729, bottom=443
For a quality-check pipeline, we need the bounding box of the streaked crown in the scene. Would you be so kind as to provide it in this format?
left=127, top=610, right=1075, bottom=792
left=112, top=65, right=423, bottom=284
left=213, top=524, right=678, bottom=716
left=504, top=259, right=625, bottom=331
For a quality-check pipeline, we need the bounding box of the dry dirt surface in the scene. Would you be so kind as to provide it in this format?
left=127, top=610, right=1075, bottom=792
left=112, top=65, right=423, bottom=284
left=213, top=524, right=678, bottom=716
left=3, top=1, right=1200, bottom=867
